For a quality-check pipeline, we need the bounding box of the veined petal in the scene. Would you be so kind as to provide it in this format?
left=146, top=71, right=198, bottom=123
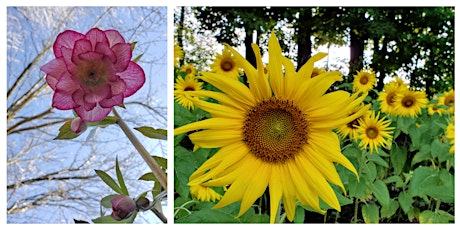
left=174, top=117, right=243, bottom=135
left=104, top=29, right=126, bottom=47
left=74, top=103, right=112, bottom=122
left=309, top=132, right=358, bottom=177
left=117, top=62, right=145, bottom=97
left=238, top=161, right=270, bottom=217
left=100, top=93, right=123, bottom=108
left=53, top=30, right=85, bottom=57
left=52, top=91, right=78, bottom=110
left=95, top=41, right=117, bottom=64
left=200, top=72, right=256, bottom=107
left=41, top=58, right=68, bottom=90
left=268, top=30, right=284, bottom=97
left=189, top=129, right=242, bottom=149
left=85, top=28, right=109, bottom=50
left=296, top=154, right=340, bottom=211
left=192, top=99, right=246, bottom=120
left=111, top=43, right=132, bottom=72
left=297, top=52, right=328, bottom=79
left=71, top=39, right=93, bottom=65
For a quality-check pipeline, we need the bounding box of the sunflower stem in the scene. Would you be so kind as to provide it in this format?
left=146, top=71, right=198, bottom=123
left=112, top=108, right=167, bottom=191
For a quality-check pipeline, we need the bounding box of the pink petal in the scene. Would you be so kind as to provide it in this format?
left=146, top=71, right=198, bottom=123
left=109, top=77, right=127, bottom=95
left=55, top=72, right=79, bottom=94
left=75, top=103, right=112, bottom=122
left=111, top=43, right=132, bottom=72
left=53, top=30, right=85, bottom=57
left=95, top=42, right=117, bottom=64
left=61, top=47, right=78, bottom=75
left=41, top=58, right=67, bottom=90
left=85, top=28, right=109, bottom=50
left=72, top=90, right=96, bottom=111
left=100, top=93, right=124, bottom=108
left=71, top=39, right=93, bottom=65
left=104, top=30, right=126, bottom=47
left=83, top=85, right=110, bottom=104
left=52, top=90, right=79, bottom=110
left=117, top=62, right=145, bottom=97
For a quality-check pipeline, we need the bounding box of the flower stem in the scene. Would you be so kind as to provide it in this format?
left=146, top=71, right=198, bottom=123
left=112, top=108, right=167, bottom=191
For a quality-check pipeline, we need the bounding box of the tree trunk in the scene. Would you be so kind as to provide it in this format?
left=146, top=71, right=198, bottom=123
left=349, top=31, right=365, bottom=81
left=296, top=8, right=312, bottom=71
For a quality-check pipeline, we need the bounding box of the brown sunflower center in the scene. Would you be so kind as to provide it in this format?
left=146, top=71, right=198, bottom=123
left=347, top=118, right=360, bottom=129
left=184, top=86, right=195, bottom=91
left=360, top=76, right=369, bottom=85
left=185, top=68, right=192, bottom=74
left=445, top=95, right=454, bottom=106
left=402, top=96, right=415, bottom=108
left=243, top=97, right=309, bottom=163
left=366, top=126, right=379, bottom=139
left=386, top=92, right=397, bottom=105
left=220, top=59, right=234, bottom=71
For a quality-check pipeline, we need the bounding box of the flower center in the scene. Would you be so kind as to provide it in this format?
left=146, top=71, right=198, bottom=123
left=402, top=96, right=415, bottom=108
left=366, top=126, right=379, bottom=139
left=243, top=97, right=309, bottom=163
left=220, top=59, right=234, bottom=72
left=445, top=95, right=454, bottom=106
left=186, top=68, right=192, bottom=74
left=184, top=86, right=195, bottom=91
left=386, top=92, right=397, bottom=105
left=78, top=61, right=108, bottom=87
left=360, top=76, right=369, bottom=84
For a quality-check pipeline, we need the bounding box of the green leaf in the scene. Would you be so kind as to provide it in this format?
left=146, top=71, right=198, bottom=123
left=390, top=145, right=407, bottom=175
left=92, top=211, right=138, bottom=224
left=101, top=194, right=117, bottom=209
left=371, top=180, right=390, bottom=207
left=139, top=172, right=156, bottom=181
left=398, top=190, right=413, bottom=214
left=95, top=170, right=122, bottom=194
left=362, top=203, right=379, bottom=223
left=174, top=101, right=196, bottom=126
left=411, top=144, right=432, bottom=166
left=384, top=175, right=405, bottom=188
left=54, top=120, right=78, bottom=140
left=87, top=116, right=117, bottom=127
left=175, top=208, right=240, bottom=223
left=134, top=126, right=167, bottom=140
left=367, top=153, right=389, bottom=168
left=348, top=175, right=371, bottom=200
left=115, top=157, right=129, bottom=196
left=153, top=156, right=167, bottom=171
left=362, top=161, right=377, bottom=183
left=419, top=210, right=454, bottom=223
left=130, top=41, right=137, bottom=51
left=408, top=166, right=453, bottom=201
left=132, top=53, right=143, bottom=63
left=380, top=199, right=399, bottom=219
left=293, top=206, right=306, bottom=223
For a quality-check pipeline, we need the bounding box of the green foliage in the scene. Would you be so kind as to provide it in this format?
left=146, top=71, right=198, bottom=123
left=134, top=126, right=167, bottom=140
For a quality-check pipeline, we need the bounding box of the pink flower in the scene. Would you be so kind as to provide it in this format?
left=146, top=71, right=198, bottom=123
left=40, top=28, right=145, bottom=122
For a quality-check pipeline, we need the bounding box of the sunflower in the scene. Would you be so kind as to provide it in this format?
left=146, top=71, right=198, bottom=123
left=428, top=103, right=444, bottom=116
left=336, top=105, right=370, bottom=141
left=378, top=83, right=405, bottom=116
left=311, top=67, right=326, bottom=78
left=394, top=90, right=428, bottom=117
left=446, top=122, right=455, bottom=154
left=189, top=184, right=222, bottom=202
left=174, top=43, right=184, bottom=67
left=180, top=64, right=197, bottom=77
left=175, top=31, right=369, bottom=223
left=438, top=89, right=455, bottom=114
left=353, top=69, right=377, bottom=93
left=356, top=111, right=394, bottom=153
left=174, top=75, right=204, bottom=110
left=210, top=47, right=242, bottom=79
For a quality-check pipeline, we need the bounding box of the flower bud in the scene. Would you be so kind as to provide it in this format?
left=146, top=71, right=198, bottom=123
left=110, top=195, right=136, bottom=221
left=70, top=117, right=87, bottom=134
left=135, top=197, right=150, bottom=210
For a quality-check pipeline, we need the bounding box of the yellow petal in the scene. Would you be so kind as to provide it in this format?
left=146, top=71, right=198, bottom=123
left=268, top=30, right=284, bottom=97
left=189, top=129, right=242, bottom=149
left=297, top=52, right=328, bottom=79
left=201, top=72, right=256, bottom=107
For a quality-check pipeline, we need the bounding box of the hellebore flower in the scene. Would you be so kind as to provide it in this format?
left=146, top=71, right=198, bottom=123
left=70, top=117, right=87, bottom=134
left=111, top=195, right=136, bottom=221
left=40, top=28, right=145, bottom=122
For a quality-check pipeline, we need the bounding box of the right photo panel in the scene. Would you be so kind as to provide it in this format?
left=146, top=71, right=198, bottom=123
left=173, top=7, right=454, bottom=224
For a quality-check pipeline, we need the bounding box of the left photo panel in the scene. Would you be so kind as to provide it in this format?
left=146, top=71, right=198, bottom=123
left=6, top=6, right=168, bottom=223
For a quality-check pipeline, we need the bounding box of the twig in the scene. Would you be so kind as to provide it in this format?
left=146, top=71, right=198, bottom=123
left=112, top=108, right=167, bottom=191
